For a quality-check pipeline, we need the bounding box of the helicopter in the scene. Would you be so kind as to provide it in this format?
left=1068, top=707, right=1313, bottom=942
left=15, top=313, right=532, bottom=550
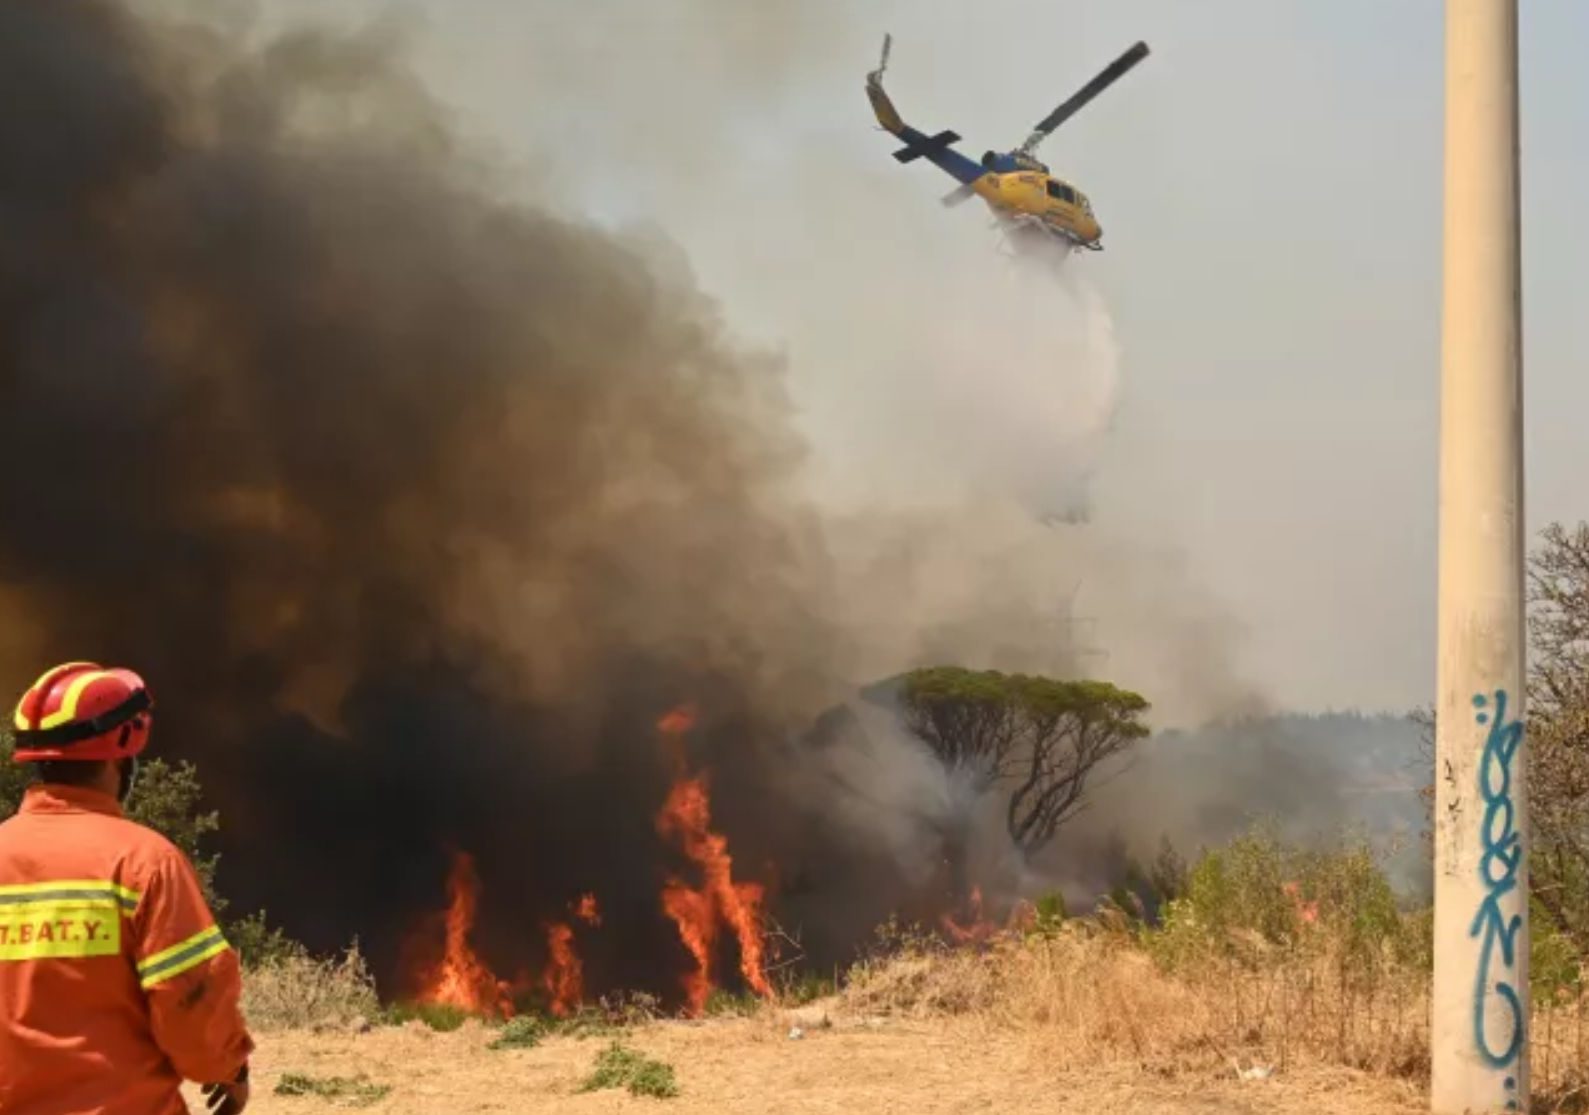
left=865, top=34, right=1149, bottom=253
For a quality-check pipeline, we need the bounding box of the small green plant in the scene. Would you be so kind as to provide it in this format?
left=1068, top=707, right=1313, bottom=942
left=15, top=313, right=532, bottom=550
left=489, top=1014, right=552, bottom=1050
left=274, top=1072, right=392, bottom=1107
left=228, top=909, right=306, bottom=969
left=381, top=1001, right=472, bottom=1032
left=578, top=1041, right=679, bottom=1099
left=1141, top=823, right=1420, bottom=1011
left=1023, top=891, right=1069, bottom=941
left=1035, top=891, right=1068, bottom=923
left=776, top=970, right=837, bottom=1005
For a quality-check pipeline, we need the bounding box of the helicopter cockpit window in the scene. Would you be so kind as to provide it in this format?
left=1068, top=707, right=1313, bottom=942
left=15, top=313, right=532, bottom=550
left=1045, top=180, right=1076, bottom=204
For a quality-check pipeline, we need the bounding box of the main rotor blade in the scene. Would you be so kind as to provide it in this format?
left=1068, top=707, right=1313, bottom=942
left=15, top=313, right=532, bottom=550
left=1024, top=40, right=1149, bottom=148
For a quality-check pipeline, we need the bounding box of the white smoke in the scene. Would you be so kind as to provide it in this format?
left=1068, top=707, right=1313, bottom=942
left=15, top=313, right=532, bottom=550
left=790, top=230, right=1119, bottom=522
left=229, top=3, right=1262, bottom=725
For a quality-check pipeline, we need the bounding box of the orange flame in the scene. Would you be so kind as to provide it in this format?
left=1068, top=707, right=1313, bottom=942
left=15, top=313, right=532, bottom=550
left=542, top=923, right=581, bottom=1016
left=540, top=894, right=603, bottom=1017
left=414, top=850, right=515, bottom=1018
left=940, top=885, right=998, bottom=945
left=654, top=707, right=772, bottom=1016
left=660, top=879, right=717, bottom=1014
left=1282, top=881, right=1319, bottom=925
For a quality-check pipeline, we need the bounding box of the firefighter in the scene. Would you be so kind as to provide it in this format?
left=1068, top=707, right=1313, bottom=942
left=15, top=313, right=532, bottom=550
left=0, top=663, right=254, bottom=1115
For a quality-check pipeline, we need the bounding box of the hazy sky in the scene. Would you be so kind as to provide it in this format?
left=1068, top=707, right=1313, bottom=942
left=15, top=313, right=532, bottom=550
left=243, top=0, right=1588, bottom=719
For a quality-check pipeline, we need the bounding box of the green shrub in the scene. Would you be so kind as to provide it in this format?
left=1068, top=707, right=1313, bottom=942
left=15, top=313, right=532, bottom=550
left=1034, top=891, right=1068, bottom=925
left=274, top=1072, right=391, bottom=1106
left=1532, top=893, right=1585, bottom=1003
left=1145, top=824, right=1415, bottom=990
left=579, top=1042, right=679, bottom=1099
left=228, top=909, right=307, bottom=969
left=489, top=1014, right=552, bottom=1050
left=1399, top=904, right=1435, bottom=975
left=1297, top=840, right=1405, bottom=967
left=382, top=1000, right=471, bottom=1032
left=775, top=970, right=837, bottom=1005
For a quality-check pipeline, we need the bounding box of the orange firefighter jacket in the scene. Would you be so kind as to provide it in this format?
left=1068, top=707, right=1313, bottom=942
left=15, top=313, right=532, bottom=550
left=0, top=783, right=255, bottom=1115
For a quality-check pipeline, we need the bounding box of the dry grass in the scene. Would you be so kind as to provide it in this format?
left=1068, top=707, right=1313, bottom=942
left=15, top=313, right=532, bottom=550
left=232, top=889, right=1589, bottom=1110
left=839, top=921, right=1589, bottom=1111
left=242, top=944, right=381, bottom=1033
left=843, top=927, right=1423, bottom=1071
left=208, top=1014, right=1428, bottom=1114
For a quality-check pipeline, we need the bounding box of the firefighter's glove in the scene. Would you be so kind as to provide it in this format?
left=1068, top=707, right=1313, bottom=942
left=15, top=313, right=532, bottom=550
left=202, top=1062, right=250, bottom=1115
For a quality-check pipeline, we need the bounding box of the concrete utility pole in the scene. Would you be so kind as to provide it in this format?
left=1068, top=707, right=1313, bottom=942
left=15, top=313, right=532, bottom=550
left=1431, top=1, right=1527, bottom=1112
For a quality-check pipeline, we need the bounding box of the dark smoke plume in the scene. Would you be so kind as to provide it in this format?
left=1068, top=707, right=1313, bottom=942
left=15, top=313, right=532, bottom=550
left=0, top=1, right=884, bottom=997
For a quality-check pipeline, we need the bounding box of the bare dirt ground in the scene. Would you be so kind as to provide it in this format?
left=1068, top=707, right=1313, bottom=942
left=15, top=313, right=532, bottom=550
left=213, top=1013, right=1428, bottom=1115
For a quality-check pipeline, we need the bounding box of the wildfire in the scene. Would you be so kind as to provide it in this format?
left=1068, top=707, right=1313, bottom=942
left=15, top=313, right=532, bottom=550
left=413, top=850, right=516, bottom=1018
left=542, top=894, right=602, bottom=1017
left=542, top=923, right=580, bottom=1016
left=654, top=707, right=773, bottom=1016
left=940, top=885, right=997, bottom=946
left=939, top=886, right=1035, bottom=946
left=1282, top=881, right=1319, bottom=925
left=407, top=706, right=775, bottom=1022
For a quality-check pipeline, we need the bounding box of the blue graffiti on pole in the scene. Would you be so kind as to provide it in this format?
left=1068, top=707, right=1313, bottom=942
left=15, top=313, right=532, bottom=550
left=1469, top=689, right=1524, bottom=1106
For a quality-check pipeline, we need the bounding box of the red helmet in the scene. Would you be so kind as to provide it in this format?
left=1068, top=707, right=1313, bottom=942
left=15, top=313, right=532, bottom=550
left=10, top=662, right=154, bottom=763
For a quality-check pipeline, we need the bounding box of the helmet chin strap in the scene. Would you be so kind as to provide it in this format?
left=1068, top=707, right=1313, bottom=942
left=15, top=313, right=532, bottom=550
left=117, top=756, right=141, bottom=804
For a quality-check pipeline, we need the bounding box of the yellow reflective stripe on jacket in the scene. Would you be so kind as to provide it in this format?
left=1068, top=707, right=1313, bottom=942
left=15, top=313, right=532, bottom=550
left=137, top=924, right=229, bottom=988
left=0, top=879, right=140, bottom=912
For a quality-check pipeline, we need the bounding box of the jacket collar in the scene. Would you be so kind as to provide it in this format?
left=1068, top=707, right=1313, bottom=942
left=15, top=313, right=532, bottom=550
left=19, top=782, right=125, bottom=818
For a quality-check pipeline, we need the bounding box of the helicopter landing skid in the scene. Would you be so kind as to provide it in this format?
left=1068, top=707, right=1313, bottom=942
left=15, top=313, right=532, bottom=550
left=992, top=215, right=1097, bottom=256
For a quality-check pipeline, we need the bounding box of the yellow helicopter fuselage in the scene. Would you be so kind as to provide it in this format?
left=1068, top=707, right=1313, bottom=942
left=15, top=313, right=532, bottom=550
left=971, top=170, right=1101, bottom=247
